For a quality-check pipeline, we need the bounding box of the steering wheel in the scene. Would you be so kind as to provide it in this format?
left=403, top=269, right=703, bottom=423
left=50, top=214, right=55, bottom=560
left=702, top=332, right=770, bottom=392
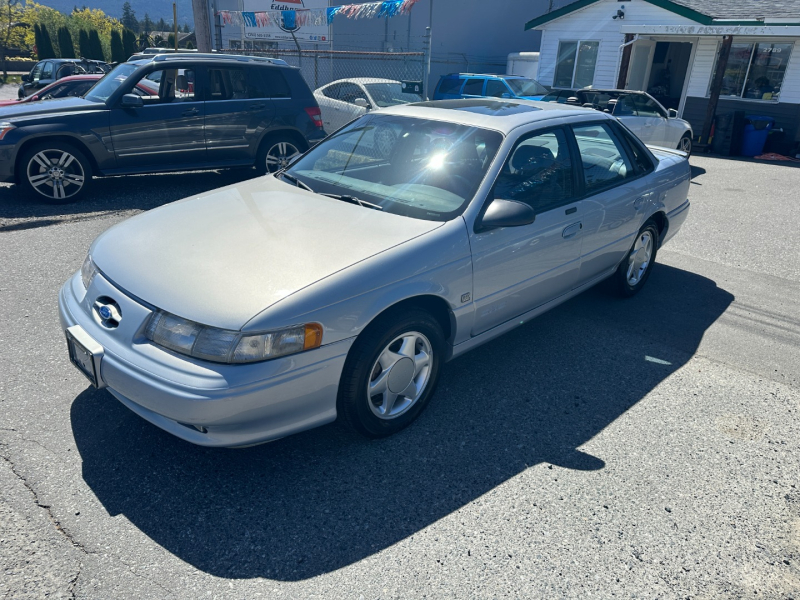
left=418, top=169, right=473, bottom=198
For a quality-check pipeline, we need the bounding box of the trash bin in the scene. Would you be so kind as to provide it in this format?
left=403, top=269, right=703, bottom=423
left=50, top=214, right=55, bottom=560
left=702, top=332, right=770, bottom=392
left=740, top=115, right=775, bottom=156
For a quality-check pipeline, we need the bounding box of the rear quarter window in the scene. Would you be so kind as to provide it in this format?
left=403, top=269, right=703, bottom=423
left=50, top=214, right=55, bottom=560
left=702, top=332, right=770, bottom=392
left=253, top=66, right=291, bottom=98
left=437, top=77, right=463, bottom=95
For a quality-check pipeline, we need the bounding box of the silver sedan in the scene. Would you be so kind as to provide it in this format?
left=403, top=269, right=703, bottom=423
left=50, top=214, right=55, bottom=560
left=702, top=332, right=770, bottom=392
left=59, top=98, right=691, bottom=447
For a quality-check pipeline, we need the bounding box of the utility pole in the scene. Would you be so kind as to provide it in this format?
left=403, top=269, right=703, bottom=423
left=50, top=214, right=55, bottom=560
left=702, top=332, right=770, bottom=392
left=173, top=3, right=178, bottom=50
left=191, top=0, right=212, bottom=52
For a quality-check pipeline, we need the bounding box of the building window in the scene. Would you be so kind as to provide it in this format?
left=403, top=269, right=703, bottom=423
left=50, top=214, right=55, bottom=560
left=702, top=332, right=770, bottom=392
left=554, top=40, right=599, bottom=88
left=229, top=40, right=242, bottom=50
left=712, top=42, right=794, bottom=101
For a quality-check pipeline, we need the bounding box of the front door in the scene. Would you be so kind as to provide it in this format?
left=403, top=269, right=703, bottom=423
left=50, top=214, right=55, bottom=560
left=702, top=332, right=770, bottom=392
left=470, top=127, right=582, bottom=335
left=627, top=40, right=657, bottom=91
left=109, top=66, right=206, bottom=169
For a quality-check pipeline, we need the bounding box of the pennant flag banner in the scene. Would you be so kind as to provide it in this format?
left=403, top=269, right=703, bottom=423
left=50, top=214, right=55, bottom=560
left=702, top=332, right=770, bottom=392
left=218, top=0, right=420, bottom=28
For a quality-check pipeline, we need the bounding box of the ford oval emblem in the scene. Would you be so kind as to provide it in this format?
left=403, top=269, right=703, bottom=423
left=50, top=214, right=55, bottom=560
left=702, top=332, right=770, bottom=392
left=98, top=305, right=112, bottom=320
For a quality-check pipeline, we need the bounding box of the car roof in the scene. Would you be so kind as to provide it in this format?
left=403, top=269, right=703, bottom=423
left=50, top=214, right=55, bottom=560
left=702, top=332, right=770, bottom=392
left=378, top=98, right=600, bottom=132
left=128, top=53, right=289, bottom=67
left=442, top=73, right=530, bottom=80
left=327, top=77, right=399, bottom=85
left=50, top=74, right=103, bottom=82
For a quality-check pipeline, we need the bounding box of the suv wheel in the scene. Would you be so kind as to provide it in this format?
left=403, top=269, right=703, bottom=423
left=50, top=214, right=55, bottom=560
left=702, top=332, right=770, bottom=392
left=256, top=136, right=305, bottom=175
left=19, top=142, right=92, bottom=204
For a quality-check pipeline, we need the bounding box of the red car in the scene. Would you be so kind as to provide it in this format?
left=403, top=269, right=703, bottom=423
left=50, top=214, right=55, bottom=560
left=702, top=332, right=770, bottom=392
left=0, top=74, right=157, bottom=108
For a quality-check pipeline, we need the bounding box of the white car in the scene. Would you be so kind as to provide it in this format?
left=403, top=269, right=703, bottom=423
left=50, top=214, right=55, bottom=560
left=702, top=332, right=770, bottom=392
left=314, top=77, right=423, bottom=133
left=541, top=88, right=694, bottom=154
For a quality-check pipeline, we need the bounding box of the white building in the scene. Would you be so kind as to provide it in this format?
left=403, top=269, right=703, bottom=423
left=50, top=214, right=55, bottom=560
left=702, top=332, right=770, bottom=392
left=526, top=0, right=800, bottom=149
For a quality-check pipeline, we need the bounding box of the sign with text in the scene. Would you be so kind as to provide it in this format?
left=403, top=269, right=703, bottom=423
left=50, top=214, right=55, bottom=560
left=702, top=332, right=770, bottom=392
left=243, top=0, right=331, bottom=44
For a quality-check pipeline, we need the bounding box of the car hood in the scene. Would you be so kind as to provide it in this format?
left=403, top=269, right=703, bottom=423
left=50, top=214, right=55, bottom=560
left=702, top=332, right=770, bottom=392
left=0, top=96, right=102, bottom=119
left=92, top=176, right=443, bottom=331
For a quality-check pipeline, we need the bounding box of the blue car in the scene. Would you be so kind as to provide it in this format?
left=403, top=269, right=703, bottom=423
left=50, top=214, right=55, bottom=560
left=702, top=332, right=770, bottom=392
left=432, top=73, right=548, bottom=101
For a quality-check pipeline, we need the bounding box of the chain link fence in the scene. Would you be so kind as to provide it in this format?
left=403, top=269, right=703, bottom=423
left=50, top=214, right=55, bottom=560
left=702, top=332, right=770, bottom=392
left=225, top=49, right=425, bottom=93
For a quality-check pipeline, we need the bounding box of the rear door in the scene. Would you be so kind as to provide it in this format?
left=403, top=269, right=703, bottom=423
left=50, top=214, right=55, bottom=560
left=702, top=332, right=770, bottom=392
left=108, top=65, right=206, bottom=169
left=203, top=65, right=276, bottom=163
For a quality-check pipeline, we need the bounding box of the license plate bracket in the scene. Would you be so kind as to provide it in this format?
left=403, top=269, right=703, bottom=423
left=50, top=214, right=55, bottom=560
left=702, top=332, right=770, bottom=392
left=66, top=326, right=105, bottom=388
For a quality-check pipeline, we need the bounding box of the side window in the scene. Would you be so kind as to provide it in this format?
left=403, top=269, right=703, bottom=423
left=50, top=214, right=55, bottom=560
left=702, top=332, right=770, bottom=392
left=462, top=78, right=484, bottom=95
left=207, top=68, right=248, bottom=101
left=337, top=83, right=364, bottom=104
left=612, top=122, right=654, bottom=174
left=257, top=68, right=291, bottom=98
left=612, top=94, right=637, bottom=116
left=485, top=79, right=508, bottom=98
left=31, top=63, right=44, bottom=81
left=67, top=81, right=95, bottom=97
left=41, top=83, right=68, bottom=97
left=437, top=77, right=462, bottom=95
left=493, top=128, right=575, bottom=213
left=41, top=62, right=54, bottom=79
left=322, top=83, right=344, bottom=100
left=572, top=122, right=634, bottom=193
left=134, top=68, right=196, bottom=104
left=633, top=95, right=664, bottom=117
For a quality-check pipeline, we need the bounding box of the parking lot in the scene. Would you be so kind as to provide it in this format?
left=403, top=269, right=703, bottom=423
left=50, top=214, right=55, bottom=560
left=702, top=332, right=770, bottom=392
left=1, top=153, right=799, bottom=598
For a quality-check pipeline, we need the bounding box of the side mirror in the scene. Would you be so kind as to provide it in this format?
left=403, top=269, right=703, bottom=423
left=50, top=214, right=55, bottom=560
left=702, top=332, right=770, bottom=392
left=21, top=74, right=30, bottom=83
left=668, top=108, right=678, bottom=118
left=501, top=92, right=512, bottom=99
left=120, top=93, right=143, bottom=108
left=478, top=199, right=536, bottom=231
left=354, top=97, right=370, bottom=109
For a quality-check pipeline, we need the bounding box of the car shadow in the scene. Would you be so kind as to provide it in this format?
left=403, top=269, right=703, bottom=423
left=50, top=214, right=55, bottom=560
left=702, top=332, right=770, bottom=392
left=0, top=169, right=258, bottom=224
left=71, top=263, right=733, bottom=581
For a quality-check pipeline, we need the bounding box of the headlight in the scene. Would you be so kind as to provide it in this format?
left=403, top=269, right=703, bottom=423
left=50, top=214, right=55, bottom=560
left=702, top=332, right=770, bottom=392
left=0, top=122, right=15, bottom=141
left=81, top=255, right=98, bottom=289
left=145, top=310, right=323, bottom=364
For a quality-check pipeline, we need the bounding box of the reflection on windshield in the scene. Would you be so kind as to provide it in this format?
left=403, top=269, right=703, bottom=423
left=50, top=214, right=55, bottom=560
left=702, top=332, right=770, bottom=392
left=364, top=83, right=422, bottom=107
left=286, top=115, right=503, bottom=222
left=506, top=78, right=548, bottom=97
left=84, top=63, right=138, bottom=103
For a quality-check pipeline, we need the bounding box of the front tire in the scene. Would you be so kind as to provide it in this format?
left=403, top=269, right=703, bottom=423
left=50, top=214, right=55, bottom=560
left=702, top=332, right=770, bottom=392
left=614, top=220, right=659, bottom=297
left=337, top=308, right=445, bottom=438
left=678, top=133, right=692, bottom=155
left=19, top=142, right=92, bottom=204
left=255, top=135, right=305, bottom=175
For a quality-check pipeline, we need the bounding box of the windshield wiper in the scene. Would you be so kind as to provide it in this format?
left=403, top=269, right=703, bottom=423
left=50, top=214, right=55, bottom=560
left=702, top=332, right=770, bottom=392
left=320, top=193, right=383, bottom=211
left=278, top=172, right=314, bottom=193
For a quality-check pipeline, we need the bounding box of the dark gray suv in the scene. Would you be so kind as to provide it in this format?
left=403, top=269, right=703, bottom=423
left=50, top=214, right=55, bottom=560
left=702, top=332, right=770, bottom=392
left=0, top=53, right=326, bottom=203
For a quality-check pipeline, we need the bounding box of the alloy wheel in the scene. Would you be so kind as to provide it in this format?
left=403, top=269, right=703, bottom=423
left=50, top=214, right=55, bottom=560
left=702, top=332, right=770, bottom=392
left=367, top=331, right=433, bottom=420
left=26, top=149, right=86, bottom=201
left=265, top=141, right=300, bottom=173
left=626, top=230, right=653, bottom=286
left=679, top=136, right=692, bottom=153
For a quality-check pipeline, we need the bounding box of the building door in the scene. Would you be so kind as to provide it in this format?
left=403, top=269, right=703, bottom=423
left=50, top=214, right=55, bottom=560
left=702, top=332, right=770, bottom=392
left=626, top=40, right=657, bottom=91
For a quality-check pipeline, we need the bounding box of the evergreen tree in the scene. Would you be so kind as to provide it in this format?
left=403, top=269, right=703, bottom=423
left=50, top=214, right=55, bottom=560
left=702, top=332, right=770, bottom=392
left=38, top=23, right=57, bottom=59
left=110, top=30, right=125, bottom=63
left=142, top=13, right=153, bottom=34
left=78, top=29, right=91, bottom=58
left=57, top=27, right=75, bottom=59
left=157, top=17, right=167, bottom=32
left=185, top=41, right=194, bottom=49
left=167, top=33, right=175, bottom=49
left=183, top=23, right=190, bottom=33
left=122, top=28, right=137, bottom=60
left=33, top=24, right=43, bottom=58
left=121, top=2, right=139, bottom=33
left=88, top=29, right=105, bottom=61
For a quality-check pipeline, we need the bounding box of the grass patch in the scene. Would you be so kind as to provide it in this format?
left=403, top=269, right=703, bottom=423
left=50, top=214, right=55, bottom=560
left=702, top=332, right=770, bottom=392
left=1, top=74, right=22, bottom=85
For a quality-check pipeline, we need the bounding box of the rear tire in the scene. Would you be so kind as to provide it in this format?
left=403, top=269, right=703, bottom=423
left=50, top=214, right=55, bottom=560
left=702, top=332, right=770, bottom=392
left=255, top=134, right=306, bottom=175
left=337, top=308, right=445, bottom=438
left=614, top=219, right=659, bottom=297
left=19, top=142, right=92, bottom=204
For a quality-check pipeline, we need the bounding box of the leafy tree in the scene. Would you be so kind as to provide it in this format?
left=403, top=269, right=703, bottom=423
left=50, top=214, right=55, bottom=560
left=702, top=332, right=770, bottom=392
left=57, top=26, right=75, bottom=58
left=122, top=28, right=136, bottom=60
left=78, top=29, right=90, bottom=58
left=141, top=13, right=153, bottom=34
left=88, top=28, right=104, bottom=61
left=121, top=2, right=138, bottom=33
left=37, top=22, right=57, bottom=58
left=109, top=29, right=125, bottom=62
left=33, top=23, right=43, bottom=56
left=185, top=41, right=193, bottom=49
left=137, top=32, right=152, bottom=51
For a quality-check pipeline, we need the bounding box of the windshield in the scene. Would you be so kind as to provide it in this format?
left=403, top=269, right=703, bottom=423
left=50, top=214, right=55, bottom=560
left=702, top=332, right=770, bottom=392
left=286, top=114, right=503, bottom=222
left=364, top=83, right=422, bottom=107
left=505, top=78, right=548, bottom=97
left=84, top=63, right=138, bottom=103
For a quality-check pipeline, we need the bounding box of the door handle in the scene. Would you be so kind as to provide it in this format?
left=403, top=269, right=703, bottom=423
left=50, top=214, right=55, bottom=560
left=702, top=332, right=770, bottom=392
left=565, top=206, right=577, bottom=215
left=249, top=104, right=266, bottom=110
left=634, top=195, right=648, bottom=210
left=562, top=222, right=582, bottom=239
left=182, top=107, right=199, bottom=116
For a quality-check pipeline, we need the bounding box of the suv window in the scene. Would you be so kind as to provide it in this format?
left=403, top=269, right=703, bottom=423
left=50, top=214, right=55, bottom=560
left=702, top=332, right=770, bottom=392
left=486, top=79, right=508, bottom=98
left=572, top=122, right=634, bottom=194
left=135, top=67, right=196, bottom=104
left=41, top=62, right=54, bottom=79
left=255, top=67, right=291, bottom=98
left=207, top=68, right=252, bottom=100
left=462, top=79, right=484, bottom=95
left=437, top=77, right=462, bottom=95
left=493, top=128, right=575, bottom=213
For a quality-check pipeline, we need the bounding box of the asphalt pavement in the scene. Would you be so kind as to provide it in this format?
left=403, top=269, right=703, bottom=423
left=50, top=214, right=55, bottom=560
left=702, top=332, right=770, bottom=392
left=1, top=154, right=799, bottom=599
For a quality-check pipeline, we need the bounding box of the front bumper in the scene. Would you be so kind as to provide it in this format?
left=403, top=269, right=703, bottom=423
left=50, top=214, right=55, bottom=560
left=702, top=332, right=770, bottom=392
left=59, top=271, right=354, bottom=447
